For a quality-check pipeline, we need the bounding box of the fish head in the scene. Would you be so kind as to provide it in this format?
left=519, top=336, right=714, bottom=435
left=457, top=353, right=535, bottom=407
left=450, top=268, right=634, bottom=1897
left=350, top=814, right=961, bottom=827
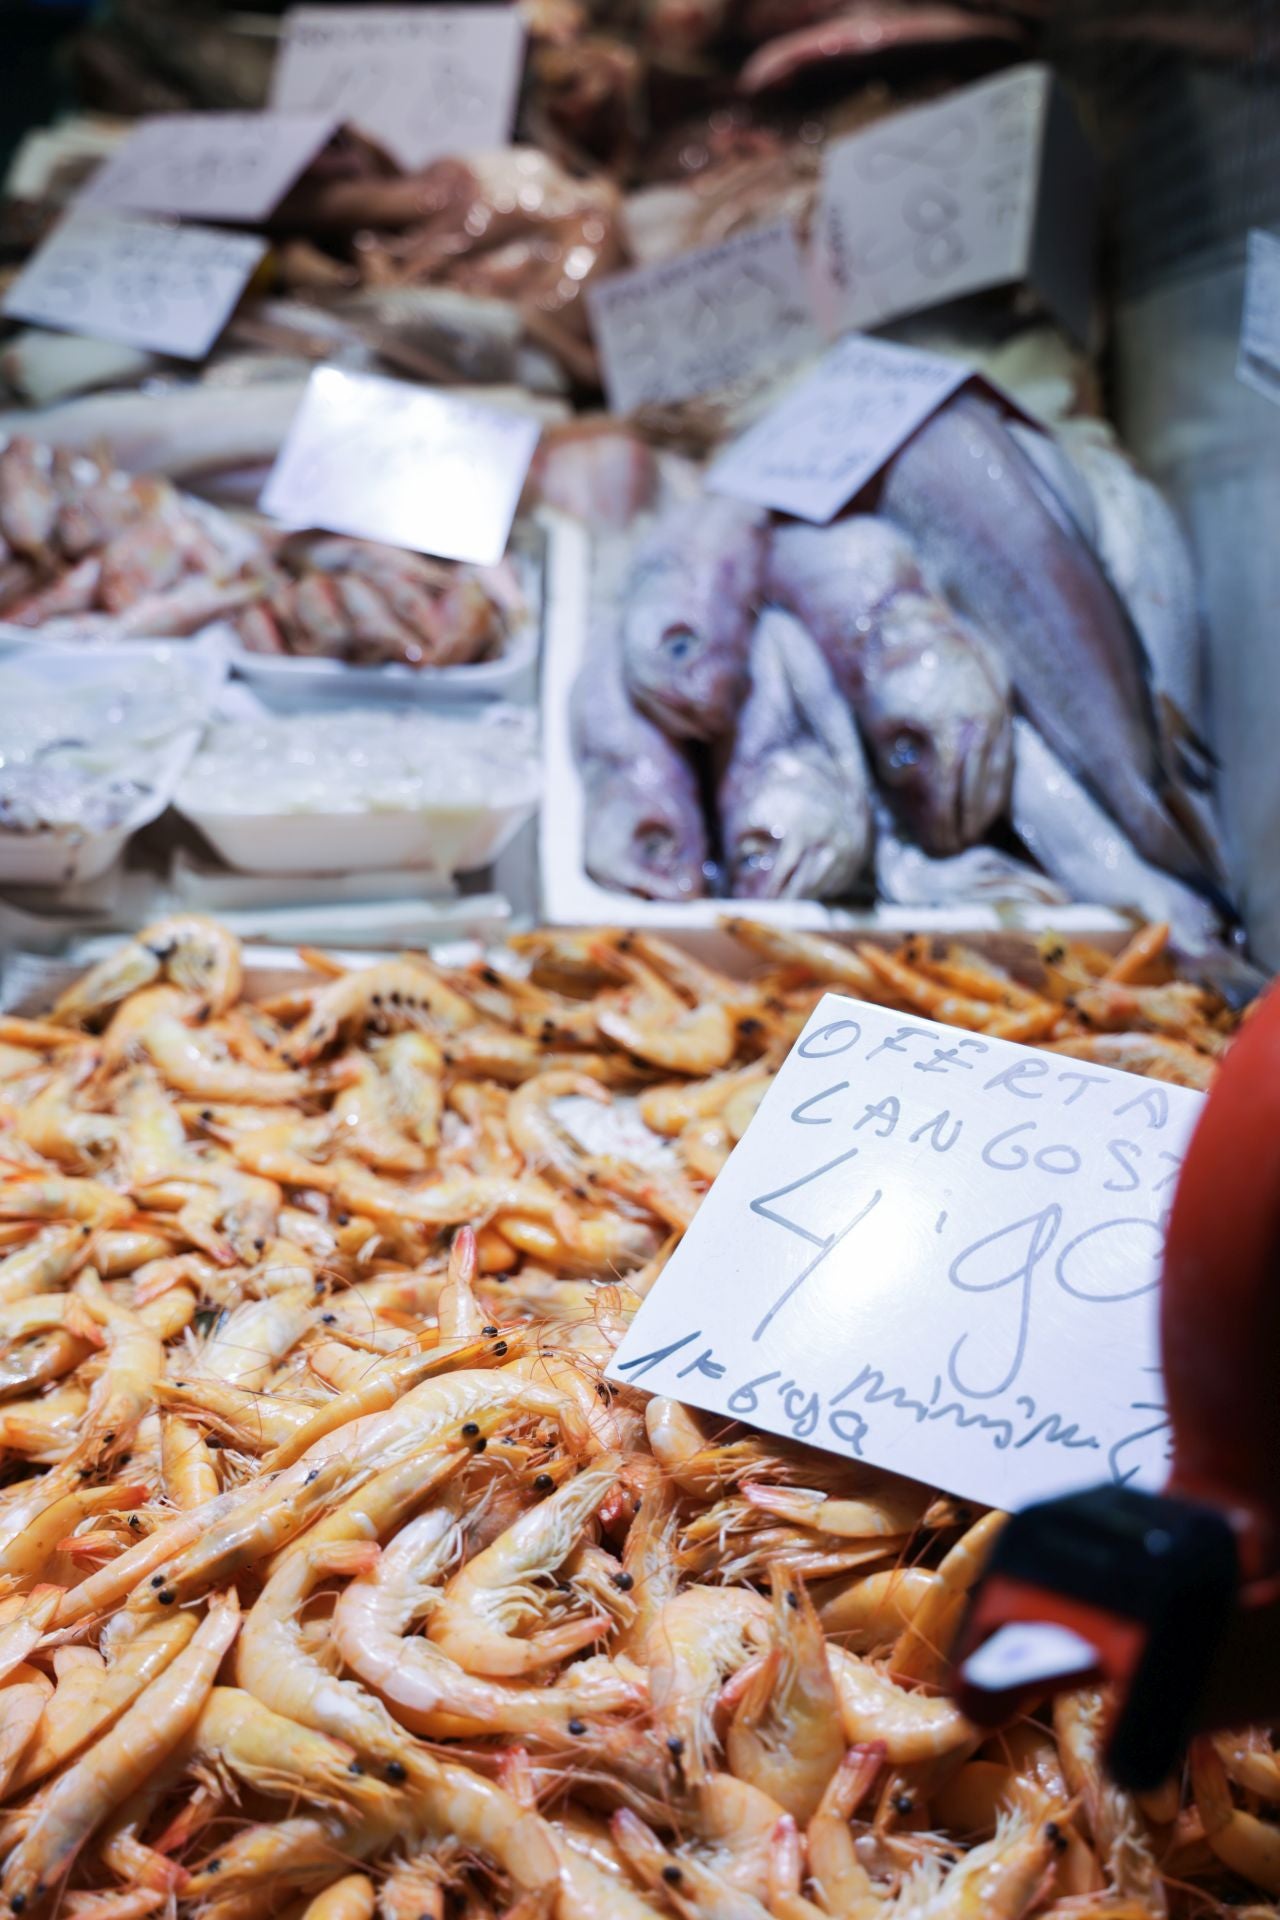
left=587, top=783, right=708, bottom=903
left=862, top=597, right=1013, bottom=856
left=622, top=580, right=750, bottom=742
left=726, top=754, right=867, bottom=901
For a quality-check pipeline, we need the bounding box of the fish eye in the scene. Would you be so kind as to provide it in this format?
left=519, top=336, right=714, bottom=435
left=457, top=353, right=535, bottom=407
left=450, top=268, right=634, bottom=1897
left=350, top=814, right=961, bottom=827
left=636, top=822, right=675, bottom=865
left=660, top=622, right=699, bottom=660
left=885, top=726, right=928, bottom=779
left=738, top=831, right=779, bottom=874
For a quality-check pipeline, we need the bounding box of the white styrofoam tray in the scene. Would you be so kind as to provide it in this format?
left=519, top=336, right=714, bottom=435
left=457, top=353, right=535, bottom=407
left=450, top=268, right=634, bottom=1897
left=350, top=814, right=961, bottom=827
left=0, top=638, right=226, bottom=889
left=537, top=513, right=1128, bottom=938
left=176, top=794, right=538, bottom=881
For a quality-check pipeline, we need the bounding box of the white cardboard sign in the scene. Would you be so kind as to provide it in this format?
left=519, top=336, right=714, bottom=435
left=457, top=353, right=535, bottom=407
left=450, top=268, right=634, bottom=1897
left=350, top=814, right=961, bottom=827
left=587, top=220, right=820, bottom=414
left=78, top=112, right=336, bottom=223
left=1237, top=229, right=1280, bottom=405
left=706, top=333, right=968, bottom=522
left=271, top=6, right=525, bottom=170
left=608, top=992, right=1202, bottom=1510
left=2, top=211, right=266, bottom=361
left=260, top=365, right=540, bottom=566
left=812, top=64, right=1095, bottom=344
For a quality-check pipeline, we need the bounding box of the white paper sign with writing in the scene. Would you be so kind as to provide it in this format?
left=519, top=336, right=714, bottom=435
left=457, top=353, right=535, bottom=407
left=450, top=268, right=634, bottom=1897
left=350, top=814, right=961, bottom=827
left=812, top=64, right=1050, bottom=337
left=1237, top=229, right=1280, bottom=405
left=3, top=211, right=266, bottom=361
left=78, top=112, right=336, bottom=223
left=706, top=334, right=968, bottom=522
left=260, top=365, right=541, bottom=566
left=588, top=220, right=820, bottom=414
left=272, top=6, right=525, bottom=170
left=608, top=993, right=1203, bottom=1510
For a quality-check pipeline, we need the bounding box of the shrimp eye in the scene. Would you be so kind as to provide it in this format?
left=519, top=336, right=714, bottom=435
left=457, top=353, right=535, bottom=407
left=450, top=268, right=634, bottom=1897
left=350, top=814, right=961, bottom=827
left=613, top=1571, right=634, bottom=1591
left=533, top=1473, right=554, bottom=1492
left=482, top=1326, right=498, bottom=1337
left=885, top=726, right=928, bottom=778
left=385, top=1761, right=407, bottom=1783
left=660, top=622, right=698, bottom=660
left=462, top=1421, right=480, bottom=1437
left=666, top=1735, right=684, bottom=1757
left=892, top=1793, right=914, bottom=1816
left=662, top=1866, right=683, bottom=1885
left=568, top=1719, right=586, bottom=1736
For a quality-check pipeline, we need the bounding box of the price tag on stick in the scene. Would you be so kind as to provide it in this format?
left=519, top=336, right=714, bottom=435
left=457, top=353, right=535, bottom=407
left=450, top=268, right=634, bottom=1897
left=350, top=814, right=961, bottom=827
left=2, top=212, right=267, bottom=361
left=260, top=365, right=541, bottom=566
left=272, top=6, right=526, bottom=170
left=812, top=63, right=1096, bottom=344
left=587, top=221, right=820, bottom=413
left=78, top=111, right=337, bottom=223
left=608, top=992, right=1203, bottom=1509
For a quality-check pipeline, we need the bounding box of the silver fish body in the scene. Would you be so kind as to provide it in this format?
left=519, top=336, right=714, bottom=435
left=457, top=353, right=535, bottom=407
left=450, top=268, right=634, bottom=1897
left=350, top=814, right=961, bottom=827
left=766, top=515, right=1012, bottom=857
left=572, top=623, right=708, bottom=902
left=621, top=496, right=766, bottom=741
left=878, top=394, right=1220, bottom=895
left=718, top=608, right=872, bottom=899
left=1010, top=718, right=1222, bottom=956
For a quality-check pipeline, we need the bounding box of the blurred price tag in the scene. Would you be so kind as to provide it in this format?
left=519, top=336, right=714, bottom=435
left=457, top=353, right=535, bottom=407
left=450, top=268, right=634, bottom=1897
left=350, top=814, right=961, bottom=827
left=587, top=220, right=820, bottom=413
left=78, top=111, right=336, bottom=223
left=609, top=991, right=1202, bottom=1508
left=272, top=6, right=525, bottom=170
left=706, top=333, right=968, bottom=522
left=261, top=365, right=541, bottom=566
left=812, top=64, right=1095, bottom=344
left=3, top=211, right=266, bottom=360
left=1237, top=229, right=1280, bottom=404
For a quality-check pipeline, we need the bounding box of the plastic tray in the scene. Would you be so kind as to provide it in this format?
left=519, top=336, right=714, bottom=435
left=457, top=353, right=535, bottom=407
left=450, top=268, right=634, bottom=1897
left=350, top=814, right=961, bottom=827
left=176, top=793, right=538, bottom=880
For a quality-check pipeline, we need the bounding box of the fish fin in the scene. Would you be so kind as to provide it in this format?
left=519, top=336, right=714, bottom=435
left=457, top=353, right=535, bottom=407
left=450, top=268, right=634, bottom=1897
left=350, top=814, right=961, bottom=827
left=1160, top=783, right=1232, bottom=902
left=1158, top=692, right=1219, bottom=788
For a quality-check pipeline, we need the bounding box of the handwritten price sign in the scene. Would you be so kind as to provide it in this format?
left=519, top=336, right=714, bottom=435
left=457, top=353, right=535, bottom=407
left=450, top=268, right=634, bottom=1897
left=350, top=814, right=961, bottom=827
left=261, top=365, right=540, bottom=565
left=3, top=212, right=266, bottom=360
left=609, top=992, right=1202, bottom=1509
left=79, top=112, right=336, bottom=224
left=272, top=7, right=525, bottom=170
left=811, top=64, right=1095, bottom=344
left=588, top=221, right=820, bottom=414
left=706, top=334, right=969, bottom=522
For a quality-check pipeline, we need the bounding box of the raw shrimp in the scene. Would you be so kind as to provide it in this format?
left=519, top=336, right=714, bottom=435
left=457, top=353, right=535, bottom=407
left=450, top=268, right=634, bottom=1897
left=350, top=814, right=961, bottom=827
left=64, top=1267, right=163, bottom=1466
left=0, top=1589, right=240, bottom=1912
left=9, top=1614, right=198, bottom=1792
left=726, top=1567, right=844, bottom=1822
left=1055, top=1690, right=1166, bottom=1911
left=139, top=1013, right=321, bottom=1104
left=300, top=1876, right=376, bottom=1920
left=283, top=958, right=477, bottom=1064
left=428, top=1453, right=622, bottom=1675
left=0, top=1173, right=131, bottom=1227
left=0, top=1224, right=91, bottom=1305
left=374, top=1029, right=445, bottom=1149
left=52, top=916, right=242, bottom=1026
left=0, top=1671, right=51, bottom=1796
left=646, top=1584, right=771, bottom=1784
left=1191, top=1738, right=1280, bottom=1894
left=332, top=1505, right=644, bottom=1739
left=817, top=1567, right=936, bottom=1650
left=331, top=1056, right=429, bottom=1174
left=0, top=1475, right=146, bottom=1580
left=827, top=1646, right=974, bottom=1762
left=596, top=950, right=736, bottom=1075
left=189, top=1686, right=380, bottom=1809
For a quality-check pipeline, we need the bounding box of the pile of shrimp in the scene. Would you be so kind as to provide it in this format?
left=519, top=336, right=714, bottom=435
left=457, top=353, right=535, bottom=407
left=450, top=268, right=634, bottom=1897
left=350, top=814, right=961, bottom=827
left=0, top=913, right=1262, bottom=1920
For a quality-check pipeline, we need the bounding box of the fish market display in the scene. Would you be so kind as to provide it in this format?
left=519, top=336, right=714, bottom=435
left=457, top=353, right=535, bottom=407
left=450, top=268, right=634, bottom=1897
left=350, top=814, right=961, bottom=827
left=718, top=608, right=873, bottom=898
left=0, top=436, right=265, bottom=639
left=0, top=917, right=1257, bottom=1918
left=235, top=535, right=525, bottom=670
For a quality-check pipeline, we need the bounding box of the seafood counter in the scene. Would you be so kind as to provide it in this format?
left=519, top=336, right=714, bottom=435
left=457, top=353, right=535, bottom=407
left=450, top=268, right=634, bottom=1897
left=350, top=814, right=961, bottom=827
left=0, top=914, right=1260, bottom=1920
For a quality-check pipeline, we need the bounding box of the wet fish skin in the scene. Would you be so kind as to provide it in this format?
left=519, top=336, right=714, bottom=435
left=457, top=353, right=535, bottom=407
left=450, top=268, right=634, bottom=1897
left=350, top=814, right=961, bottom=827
left=572, top=624, right=708, bottom=902
left=877, top=393, right=1220, bottom=895
left=766, top=515, right=1013, bottom=857
left=719, top=608, right=872, bottom=900
left=873, top=799, right=1067, bottom=909
left=621, top=496, right=766, bottom=742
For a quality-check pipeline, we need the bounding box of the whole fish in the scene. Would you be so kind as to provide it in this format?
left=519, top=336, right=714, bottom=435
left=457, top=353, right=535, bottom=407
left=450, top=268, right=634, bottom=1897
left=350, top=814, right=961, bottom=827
left=718, top=608, right=872, bottom=899
left=877, top=394, right=1222, bottom=896
left=572, top=623, right=708, bottom=902
left=766, top=515, right=1012, bottom=856
left=621, top=496, right=766, bottom=741
left=1010, top=720, right=1252, bottom=991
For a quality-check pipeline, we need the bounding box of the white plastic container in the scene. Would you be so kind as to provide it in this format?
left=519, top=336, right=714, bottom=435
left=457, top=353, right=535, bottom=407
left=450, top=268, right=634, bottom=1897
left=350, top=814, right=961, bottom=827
left=537, top=513, right=1129, bottom=938
left=0, top=638, right=225, bottom=888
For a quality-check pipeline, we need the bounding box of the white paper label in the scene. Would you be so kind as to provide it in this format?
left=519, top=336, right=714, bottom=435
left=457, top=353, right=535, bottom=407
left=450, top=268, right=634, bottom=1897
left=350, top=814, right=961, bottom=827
left=587, top=220, right=820, bottom=414
left=608, top=992, right=1202, bottom=1510
left=78, top=112, right=336, bottom=223
left=706, top=334, right=968, bottom=522
left=2, top=211, right=266, bottom=361
left=1237, top=229, right=1280, bottom=404
left=260, top=365, right=540, bottom=566
left=812, top=64, right=1048, bottom=336
left=272, top=6, right=525, bottom=170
